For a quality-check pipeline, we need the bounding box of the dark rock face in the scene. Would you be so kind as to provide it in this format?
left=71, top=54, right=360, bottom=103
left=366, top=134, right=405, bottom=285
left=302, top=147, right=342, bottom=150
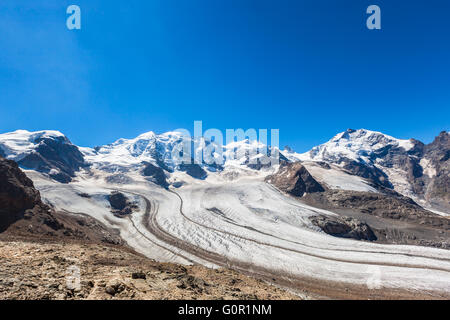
left=105, top=174, right=135, bottom=185
left=0, top=158, right=41, bottom=230
left=310, top=215, right=377, bottom=241
left=245, top=148, right=289, bottom=170
left=303, top=189, right=450, bottom=230
left=107, top=191, right=137, bottom=216
left=367, top=131, right=449, bottom=211
left=178, top=163, right=207, bottom=179
left=0, top=157, right=65, bottom=235
left=142, top=162, right=168, bottom=187
left=0, top=157, right=122, bottom=244
left=421, top=131, right=450, bottom=211
left=265, top=162, right=324, bottom=197
left=309, top=130, right=449, bottom=212
left=17, top=135, right=86, bottom=183
left=108, top=192, right=128, bottom=211
left=366, top=132, right=450, bottom=212
left=342, top=160, right=392, bottom=189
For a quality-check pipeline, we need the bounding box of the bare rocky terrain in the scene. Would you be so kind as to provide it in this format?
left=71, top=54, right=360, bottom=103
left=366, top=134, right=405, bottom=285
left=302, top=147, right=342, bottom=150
left=0, top=240, right=297, bottom=300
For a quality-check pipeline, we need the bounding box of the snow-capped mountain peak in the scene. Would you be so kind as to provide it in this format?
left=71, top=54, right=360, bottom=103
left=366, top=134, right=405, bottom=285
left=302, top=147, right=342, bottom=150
left=0, top=129, right=85, bottom=183
left=0, top=129, right=68, bottom=161
left=297, top=128, right=414, bottom=164
left=83, top=131, right=187, bottom=171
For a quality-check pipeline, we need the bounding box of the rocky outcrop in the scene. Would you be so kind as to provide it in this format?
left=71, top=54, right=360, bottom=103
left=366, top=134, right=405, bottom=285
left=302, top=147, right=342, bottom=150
left=265, top=162, right=324, bottom=197
left=421, top=131, right=450, bottom=211
left=107, top=192, right=137, bottom=216
left=246, top=150, right=289, bottom=170
left=373, top=131, right=450, bottom=212
left=310, top=215, right=377, bottom=241
left=178, top=163, right=207, bottom=179
left=303, top=189, right=450, bottom=230
left=342, top=159, right=392, bottom=189
left=0, top=157, right=121, bottom=244
left=105, top=174, right=135, bottom=185
left=298, top=129, right=450, bottom=213
left=17, top=135, right=86, bottom=183
left=142, top=162, right=168, bottom=187
left=0, top=157, right=41, bottom=230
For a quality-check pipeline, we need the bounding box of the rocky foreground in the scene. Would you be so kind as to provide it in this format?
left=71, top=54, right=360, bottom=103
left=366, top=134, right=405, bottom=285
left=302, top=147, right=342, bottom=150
left=0, top=240, right=298, bottom=300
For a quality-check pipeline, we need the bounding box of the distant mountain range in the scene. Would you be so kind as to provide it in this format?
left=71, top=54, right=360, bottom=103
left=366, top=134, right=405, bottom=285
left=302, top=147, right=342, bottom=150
left=0, top=128, right=448, bottom=213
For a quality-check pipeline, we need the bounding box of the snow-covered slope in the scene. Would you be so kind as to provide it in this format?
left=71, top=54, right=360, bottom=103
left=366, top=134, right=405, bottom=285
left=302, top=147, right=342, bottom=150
left=0, top=130, right=67, bottom=161
left=0, top=130, right=86, bottom=183
left=82, top=131, right=187, bottom=172
left=292, top=129, right=414, bottom=164
left=302, top=162, right=378, bottom=193
left=82, top=132, right=278, bottom=174
left=0, top=129, right=279, bottom=184
left=283, top=129, right=417, bottom=193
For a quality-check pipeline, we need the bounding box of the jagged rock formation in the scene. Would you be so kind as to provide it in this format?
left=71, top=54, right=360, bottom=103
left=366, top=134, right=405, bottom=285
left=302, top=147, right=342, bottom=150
left=0, top=130, right=86, bottom=183
left=105, top=174, right=135, bottom=185
left=0, top=157, right=121, bottom=244
left=0, top=157, right=41, bottom=231
left=178, top=163, right=207, bottom=179
left=142, top=162, right=168, bottom=187
left=419, top=131, right=450, bottom=211
left=310, top=215, right=377, bottom=241
left=265, top=162, right=324, bottom=197
left=17, top=136, right=85, bottom=183
left=107, top=191, right=137, bottom=216
left=341, top=160, right=392, bottom=189
left=303, top=189, right=450, bottom=230
left=292, top=129, right=450, bottom=212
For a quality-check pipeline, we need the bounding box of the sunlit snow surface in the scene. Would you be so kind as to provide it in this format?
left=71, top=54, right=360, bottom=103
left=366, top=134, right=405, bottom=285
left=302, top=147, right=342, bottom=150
left=302, top=162, right=378, bottom=193
left=0, top=130, right=66, bottom=161
left=292, top=129, right=414, bottom=163
left=25, top=169, right=450, bottom=295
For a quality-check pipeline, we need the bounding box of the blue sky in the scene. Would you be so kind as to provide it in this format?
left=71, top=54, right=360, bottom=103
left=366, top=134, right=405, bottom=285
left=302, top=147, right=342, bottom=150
left=0, top=0, right=449, bottom=152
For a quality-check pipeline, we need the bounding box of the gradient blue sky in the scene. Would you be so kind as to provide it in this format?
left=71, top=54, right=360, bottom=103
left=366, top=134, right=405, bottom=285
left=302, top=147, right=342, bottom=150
left=0, top=0, right=449, bottom=151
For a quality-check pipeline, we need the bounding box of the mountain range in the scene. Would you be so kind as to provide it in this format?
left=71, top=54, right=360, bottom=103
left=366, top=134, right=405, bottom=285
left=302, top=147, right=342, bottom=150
left=0, top=128, right=448, bottom=213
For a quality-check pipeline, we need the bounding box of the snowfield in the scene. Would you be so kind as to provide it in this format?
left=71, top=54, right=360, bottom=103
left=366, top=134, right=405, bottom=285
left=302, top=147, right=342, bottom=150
left=294, top=129, right=414, bottom=163
left=302, top=162, right=378, bottom=193
left=0, top=130, right=66, bottom=161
